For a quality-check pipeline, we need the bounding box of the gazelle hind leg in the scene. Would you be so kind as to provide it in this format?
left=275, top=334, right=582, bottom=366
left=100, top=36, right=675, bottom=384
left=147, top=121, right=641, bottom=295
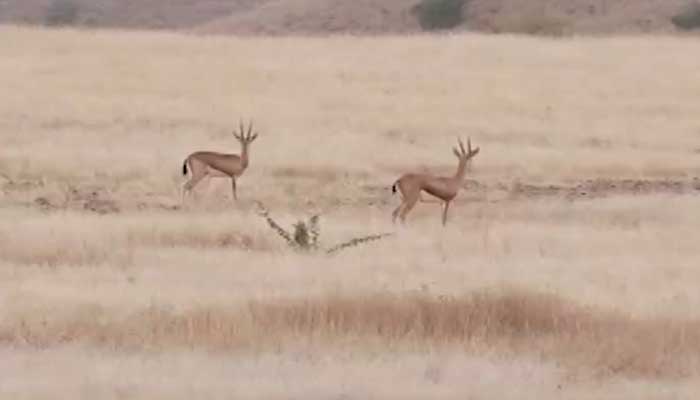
left=392, top=179, right=408, bottom=224
left=392, top=203, right=404, bottom=224
left=180, top=158, right=190, bottom=204
left=181, top=171, right=207, bottom=206
left=180, top=181, right=188, bottom=205
left=398, top=193, right=419, bottom=224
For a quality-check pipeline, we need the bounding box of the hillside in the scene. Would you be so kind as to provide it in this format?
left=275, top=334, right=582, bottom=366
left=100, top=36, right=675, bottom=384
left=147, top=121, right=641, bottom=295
left=0, top=0, right=267, bottom=29
left=0, top=0, right=697, bottom=35
left=197, top=0, right=420, bottom=35
left=468, top=0, right=692, bottom=34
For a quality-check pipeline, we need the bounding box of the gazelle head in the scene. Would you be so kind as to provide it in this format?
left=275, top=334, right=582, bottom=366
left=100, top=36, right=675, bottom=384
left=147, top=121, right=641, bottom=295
left=453, top=138, right=480, bottom=162
left=233, top=120, right=259, bottom=149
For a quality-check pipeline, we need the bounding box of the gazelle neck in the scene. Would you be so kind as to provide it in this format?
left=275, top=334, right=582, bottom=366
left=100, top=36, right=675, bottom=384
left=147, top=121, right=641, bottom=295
left=240, top=143, right=250, bottom=168
left=454, top=158, right=468, bottom=181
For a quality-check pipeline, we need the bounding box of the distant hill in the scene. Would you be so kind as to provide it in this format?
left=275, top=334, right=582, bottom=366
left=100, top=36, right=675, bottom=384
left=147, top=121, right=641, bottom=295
left=0, top=0, right=266, bottom=29
left=0, top=0, right=696, bottom=35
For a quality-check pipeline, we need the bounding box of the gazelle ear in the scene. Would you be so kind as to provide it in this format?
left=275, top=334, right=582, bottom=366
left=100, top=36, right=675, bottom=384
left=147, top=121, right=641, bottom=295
left=453, top=147, right=461, bottom=158
left=233, top=120, right=244, bottom=140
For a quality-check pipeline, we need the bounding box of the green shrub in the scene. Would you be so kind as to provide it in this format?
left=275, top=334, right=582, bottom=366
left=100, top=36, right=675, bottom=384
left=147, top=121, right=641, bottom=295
left=45, top=0, right=79, bottom=26
left=413, top=0, right=467, bottom=31
left=672, top=3, right=700, bottom=30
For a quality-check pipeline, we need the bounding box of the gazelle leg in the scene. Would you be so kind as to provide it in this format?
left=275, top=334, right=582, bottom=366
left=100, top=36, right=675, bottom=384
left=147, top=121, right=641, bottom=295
left=180, top=182, right=188, bottom=205
left=392, top=203, right=404, bottom=224
left=392, top=181, right=405, bottom=224
left=231, top=178, right=238, bottom=201
left=398, top=193, right=419, bottom=224
left=182, top=172, right=206, bottom=205
left=442, top=201, right=451, bottom=226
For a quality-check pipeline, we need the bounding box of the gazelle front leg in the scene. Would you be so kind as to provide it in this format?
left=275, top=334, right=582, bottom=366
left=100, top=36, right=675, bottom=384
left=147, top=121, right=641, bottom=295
left=441, top=201, right=451, bottom=226
left=231, top=177, right=238, bottom=201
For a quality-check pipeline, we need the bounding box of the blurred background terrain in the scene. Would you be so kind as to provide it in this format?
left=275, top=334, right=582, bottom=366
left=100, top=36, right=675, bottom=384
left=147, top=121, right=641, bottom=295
left=2, top=0, right=700, bottom=35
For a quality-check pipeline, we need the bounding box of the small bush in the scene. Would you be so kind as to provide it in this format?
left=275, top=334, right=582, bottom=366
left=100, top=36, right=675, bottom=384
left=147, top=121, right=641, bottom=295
left=254, top=201, right=391, bottom=255
left=413, top=0, right=467, bottom=31
left=671, top=3, right=700, bottom=30
left=45, top=0, right=79, bottom=26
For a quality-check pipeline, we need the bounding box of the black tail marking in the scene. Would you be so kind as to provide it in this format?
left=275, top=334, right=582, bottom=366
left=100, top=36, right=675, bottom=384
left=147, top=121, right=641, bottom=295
left=182, top=160, right=188, bottom=175
left=391, top=181, right=397, bottom=194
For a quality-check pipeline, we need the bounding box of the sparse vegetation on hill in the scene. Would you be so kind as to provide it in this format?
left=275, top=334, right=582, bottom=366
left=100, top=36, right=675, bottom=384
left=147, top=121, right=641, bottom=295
left=0, top=0, right=697, bottom=35
left=490, top=14, right=572, bottom=37
left=413, top=0, right=466, bottom=31
left=44, top=0, right=79, bottom=26
left=672, top=3, right=700, bottom=30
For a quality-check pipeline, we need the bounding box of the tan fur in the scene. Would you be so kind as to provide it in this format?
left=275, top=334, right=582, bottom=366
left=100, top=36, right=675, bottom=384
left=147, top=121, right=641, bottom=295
left=181, top=121, right=259, bottom=204
left=392, top=138, right=479, bottom=226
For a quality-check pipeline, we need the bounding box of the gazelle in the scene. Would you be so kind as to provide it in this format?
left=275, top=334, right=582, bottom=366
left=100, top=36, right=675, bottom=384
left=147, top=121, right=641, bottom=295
left=181, top=120, right=259, bottom=204
left=391, top=138, right=480, bottom=226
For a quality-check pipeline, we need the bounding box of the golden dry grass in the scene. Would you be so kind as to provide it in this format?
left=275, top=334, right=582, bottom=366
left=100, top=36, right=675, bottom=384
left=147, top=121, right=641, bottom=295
left=1, top=26, right=700, bottom=398
left=5, top=290, right=700, bottom=380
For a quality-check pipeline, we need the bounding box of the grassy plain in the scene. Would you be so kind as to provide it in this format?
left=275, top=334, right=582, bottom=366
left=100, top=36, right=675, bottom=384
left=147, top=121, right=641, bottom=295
left=1, top=26, right=700, bottom=398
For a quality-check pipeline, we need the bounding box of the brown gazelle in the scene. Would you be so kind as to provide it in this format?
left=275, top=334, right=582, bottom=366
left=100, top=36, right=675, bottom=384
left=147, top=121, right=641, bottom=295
left=391, top=138, right=480, bottom=226
left=181, top=120, right=259, bottom=204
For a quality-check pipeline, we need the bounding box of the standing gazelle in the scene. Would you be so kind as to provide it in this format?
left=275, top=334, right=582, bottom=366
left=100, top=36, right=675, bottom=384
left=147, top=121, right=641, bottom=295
left=181, top=121, right=259, bottom=204
left=391, top=138, right=480, bottom=226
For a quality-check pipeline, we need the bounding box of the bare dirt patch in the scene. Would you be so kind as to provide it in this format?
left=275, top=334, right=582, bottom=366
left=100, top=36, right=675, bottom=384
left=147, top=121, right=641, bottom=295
left=363, top=177, right=700, bottom=209
left=506, top=177, right=700, bottom=201
left=32, top=184, right=120, bottom=214
left=3, top=176, right=698, bottom=214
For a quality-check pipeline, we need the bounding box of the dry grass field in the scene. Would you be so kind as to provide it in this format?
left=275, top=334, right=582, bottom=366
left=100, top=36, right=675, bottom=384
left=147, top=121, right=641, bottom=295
left=1, top=26, right=700, bottom=398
